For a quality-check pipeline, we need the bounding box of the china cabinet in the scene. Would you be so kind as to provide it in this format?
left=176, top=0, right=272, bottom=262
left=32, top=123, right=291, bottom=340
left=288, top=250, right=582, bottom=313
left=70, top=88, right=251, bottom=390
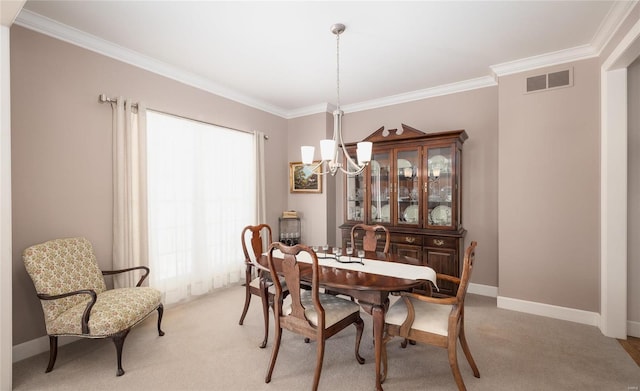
left=340, top=125, right=467, bottom=295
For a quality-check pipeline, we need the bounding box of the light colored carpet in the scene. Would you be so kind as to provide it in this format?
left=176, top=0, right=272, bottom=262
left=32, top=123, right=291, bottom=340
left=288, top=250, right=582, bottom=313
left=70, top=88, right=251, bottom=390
left=12, top=285, right=640, bottom=390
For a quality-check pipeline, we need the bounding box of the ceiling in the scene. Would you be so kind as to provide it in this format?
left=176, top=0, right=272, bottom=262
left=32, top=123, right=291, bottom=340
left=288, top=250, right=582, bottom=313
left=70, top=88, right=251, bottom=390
left=14, top=1, right=632, bottom=118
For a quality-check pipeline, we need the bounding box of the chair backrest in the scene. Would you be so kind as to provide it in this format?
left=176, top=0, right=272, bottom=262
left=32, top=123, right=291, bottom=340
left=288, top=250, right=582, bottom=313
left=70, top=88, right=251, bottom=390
left=241, top=224, right=272, bottom=267
left=350, top=223, right=390, bottom=253
left=23, top=237, right=107, bottom=324
left=456, top=241, right=477, bottom=303
left=267, top=242, right=323, bottom=329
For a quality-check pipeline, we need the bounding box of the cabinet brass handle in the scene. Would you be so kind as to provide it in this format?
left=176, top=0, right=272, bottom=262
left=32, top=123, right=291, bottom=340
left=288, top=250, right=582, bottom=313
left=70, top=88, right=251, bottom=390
left=354, top=232, right=359, bottom=238
left=433, top=239, right=445, bottom=246
left=405, top=237, right=415, bottom=244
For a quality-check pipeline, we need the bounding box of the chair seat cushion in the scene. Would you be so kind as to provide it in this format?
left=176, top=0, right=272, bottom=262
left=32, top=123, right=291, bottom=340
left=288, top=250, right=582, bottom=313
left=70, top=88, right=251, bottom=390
left=46, top=287, right=162, bottom=337
left=386, top=297, right=452, bottom=337
left=286, top=291, right=361, bottom=328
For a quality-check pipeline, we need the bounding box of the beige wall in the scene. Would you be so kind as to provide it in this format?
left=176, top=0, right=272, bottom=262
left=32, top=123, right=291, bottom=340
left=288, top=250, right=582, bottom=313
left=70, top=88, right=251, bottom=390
left=285, top=112, right=334, bottom=245
left=10, top=26, right=288, bottom=345
left=629, top=57, right=640, bottom=322
left=334, top=87, right=500, bottom=288
left=498, top=58, right=601, bottom=312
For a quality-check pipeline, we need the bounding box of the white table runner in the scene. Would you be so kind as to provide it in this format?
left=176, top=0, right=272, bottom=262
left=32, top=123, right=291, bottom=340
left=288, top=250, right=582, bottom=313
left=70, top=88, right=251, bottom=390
left=269, top=248, right=437, bottom=290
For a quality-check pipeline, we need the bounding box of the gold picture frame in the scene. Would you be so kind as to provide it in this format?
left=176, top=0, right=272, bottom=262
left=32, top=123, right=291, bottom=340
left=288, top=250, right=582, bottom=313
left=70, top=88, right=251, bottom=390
left=289, top=162, right=322, bottom=193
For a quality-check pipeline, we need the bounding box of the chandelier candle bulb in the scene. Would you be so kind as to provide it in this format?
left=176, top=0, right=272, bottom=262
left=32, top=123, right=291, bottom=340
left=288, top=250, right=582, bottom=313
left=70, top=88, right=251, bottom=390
left=356, top=142, right=373, bottom=165
left=301, top=146, right=315, bottom=164
left=320, top=140, right=336, bottom=161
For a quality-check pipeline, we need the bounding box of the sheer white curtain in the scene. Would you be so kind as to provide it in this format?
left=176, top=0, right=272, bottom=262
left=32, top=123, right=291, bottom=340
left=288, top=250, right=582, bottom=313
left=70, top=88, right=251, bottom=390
left=146, top=111, right=256, bottom=305
left=254, top=130, right=267, bottom=224
left=112, top=98, right=148, bottom=288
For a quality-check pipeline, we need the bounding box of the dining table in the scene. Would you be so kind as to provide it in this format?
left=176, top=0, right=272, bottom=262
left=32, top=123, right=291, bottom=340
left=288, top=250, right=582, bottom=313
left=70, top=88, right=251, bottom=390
left=256, top=247, right=437, bottom=391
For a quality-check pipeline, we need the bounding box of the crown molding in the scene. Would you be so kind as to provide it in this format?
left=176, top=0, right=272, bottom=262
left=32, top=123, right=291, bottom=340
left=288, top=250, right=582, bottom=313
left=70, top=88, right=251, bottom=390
left=14, top=10, right=289, bottom=118
left=592, top=0, right=638, bottom=55
left=490, top=44, right=597, bottom=77
left=284, top=103, right=331, bottom=119
left=342, top=76, right=497, bottom=114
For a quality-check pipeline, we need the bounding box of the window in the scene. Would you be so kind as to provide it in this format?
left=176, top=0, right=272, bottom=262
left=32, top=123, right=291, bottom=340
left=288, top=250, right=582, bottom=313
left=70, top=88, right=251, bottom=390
left=146, top=111, right=255, bottom=304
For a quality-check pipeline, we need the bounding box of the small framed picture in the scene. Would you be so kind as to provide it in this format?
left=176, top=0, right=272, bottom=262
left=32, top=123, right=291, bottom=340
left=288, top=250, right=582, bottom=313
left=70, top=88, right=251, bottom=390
left=289, top=162, right=322, bottom=193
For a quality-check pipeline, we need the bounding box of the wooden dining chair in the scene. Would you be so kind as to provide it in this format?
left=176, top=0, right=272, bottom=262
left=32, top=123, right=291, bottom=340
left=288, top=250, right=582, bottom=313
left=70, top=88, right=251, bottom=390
left=381, top=241, right=479, bottom=391
left=265, top=242, right=365, bottom=391
left=350, top=223, right=391, bottom=253
left=239, top=224, right=285, bottom=348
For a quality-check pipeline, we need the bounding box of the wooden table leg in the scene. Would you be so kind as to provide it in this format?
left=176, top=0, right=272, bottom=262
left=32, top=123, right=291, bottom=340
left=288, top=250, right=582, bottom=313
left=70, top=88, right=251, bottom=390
left=372, top=304, right=385, bottom=391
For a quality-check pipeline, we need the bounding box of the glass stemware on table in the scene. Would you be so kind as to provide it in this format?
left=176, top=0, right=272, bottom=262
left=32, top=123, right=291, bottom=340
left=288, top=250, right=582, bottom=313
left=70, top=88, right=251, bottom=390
left=309, top=245, right=364, bottom=265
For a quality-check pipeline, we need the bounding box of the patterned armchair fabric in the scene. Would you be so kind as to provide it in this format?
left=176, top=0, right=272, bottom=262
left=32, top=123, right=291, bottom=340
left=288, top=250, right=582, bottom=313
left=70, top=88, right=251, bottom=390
left=23, top=237, right=165, bottom=376
left=24, top=238, right=107, bottom=327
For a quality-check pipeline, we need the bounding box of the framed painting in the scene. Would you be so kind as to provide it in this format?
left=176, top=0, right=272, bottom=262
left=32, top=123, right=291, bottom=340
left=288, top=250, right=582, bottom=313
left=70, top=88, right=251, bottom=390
left=289, top=161, right=322, bottom=193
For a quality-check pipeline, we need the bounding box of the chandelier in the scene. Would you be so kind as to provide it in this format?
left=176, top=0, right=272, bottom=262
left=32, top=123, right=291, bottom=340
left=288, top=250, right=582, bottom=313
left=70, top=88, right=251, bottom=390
left=301, top=23, right=372, bottom=176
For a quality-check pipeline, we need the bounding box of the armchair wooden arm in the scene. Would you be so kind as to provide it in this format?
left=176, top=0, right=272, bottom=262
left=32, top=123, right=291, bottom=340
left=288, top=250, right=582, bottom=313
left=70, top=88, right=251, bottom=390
left=394, top=290, right=459, bottom=305
left=102, top=266, right=150, bottom=286
left=37, top=290, right=98, bottom=334
left=436, top=273, right=461, bottom=285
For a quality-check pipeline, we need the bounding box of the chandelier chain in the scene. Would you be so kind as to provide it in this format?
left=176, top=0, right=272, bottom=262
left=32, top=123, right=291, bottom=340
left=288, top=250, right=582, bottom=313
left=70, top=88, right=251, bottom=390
left=336, top=31, right=340, bottom=109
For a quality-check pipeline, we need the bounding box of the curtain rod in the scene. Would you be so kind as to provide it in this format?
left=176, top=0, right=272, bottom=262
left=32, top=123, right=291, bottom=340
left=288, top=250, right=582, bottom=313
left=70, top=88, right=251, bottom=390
left=98, top=94, right=268, bottom=140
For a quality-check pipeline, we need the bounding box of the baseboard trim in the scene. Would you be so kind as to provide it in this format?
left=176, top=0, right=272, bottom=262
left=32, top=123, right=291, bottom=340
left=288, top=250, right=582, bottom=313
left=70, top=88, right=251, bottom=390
left=627, top=320, right=640, bottom=338
left=497, top=296, right=600, bottom=327
left=468, top=283, right=498, bottom=297
left=13, top=335, right=79, bottom=363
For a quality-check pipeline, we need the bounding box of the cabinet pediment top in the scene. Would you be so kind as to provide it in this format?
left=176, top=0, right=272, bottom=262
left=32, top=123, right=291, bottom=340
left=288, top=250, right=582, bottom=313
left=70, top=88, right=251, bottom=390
left=362, top=124, right=468, bottom=144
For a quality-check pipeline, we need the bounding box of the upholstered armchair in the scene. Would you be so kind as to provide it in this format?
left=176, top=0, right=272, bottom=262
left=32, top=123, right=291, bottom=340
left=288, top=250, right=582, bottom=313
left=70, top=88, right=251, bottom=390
left=22, top=237, right=165, bottom=376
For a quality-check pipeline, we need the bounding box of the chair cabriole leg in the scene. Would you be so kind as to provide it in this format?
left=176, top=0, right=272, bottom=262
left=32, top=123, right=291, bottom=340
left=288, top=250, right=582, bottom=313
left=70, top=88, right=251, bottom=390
left=312, top=339, right=325, bottom=391
left=459, top=322, right=479, bottom=377
left=354, top=318, right=365, bottom=364
left=45, top=335, right=58, bottom=373
left=157, top=304, right=165, bottom=336
left=112, top=329, right=131, bottom=376
left=259, top=284, right=269, bottom=348
left=448, top=337, right=466, bottom=391
left=265, top=325, right=282, bottom=383
left=239, top=283, right=252, bottom=325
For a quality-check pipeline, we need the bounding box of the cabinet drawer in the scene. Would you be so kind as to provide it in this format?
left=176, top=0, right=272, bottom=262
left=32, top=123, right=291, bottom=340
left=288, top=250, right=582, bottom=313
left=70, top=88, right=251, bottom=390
left=391, top=243, right=423, bottom=264
left=391, top=233, right=422, bottom=246
left=424, top=236, right=456, bottom=249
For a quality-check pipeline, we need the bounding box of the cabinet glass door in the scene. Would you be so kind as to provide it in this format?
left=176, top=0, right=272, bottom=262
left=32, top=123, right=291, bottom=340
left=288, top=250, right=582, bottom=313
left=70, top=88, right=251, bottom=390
left=396, top=148, right=420, bottom=226
left=370, top=150, right=391, bottom=224
left=345, top=173, right=366, bottom=222
left=425, top=146, right=454, bottom=228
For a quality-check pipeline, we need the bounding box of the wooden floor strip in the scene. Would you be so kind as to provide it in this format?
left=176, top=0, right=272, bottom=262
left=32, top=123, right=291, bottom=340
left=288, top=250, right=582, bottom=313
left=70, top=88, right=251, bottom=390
left=619, top=336, right=640, bottom=367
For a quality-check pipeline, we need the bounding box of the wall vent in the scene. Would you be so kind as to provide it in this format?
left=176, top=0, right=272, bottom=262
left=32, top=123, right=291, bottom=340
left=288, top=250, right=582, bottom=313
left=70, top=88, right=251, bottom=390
left=525, top=68, right=573, bottom=94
